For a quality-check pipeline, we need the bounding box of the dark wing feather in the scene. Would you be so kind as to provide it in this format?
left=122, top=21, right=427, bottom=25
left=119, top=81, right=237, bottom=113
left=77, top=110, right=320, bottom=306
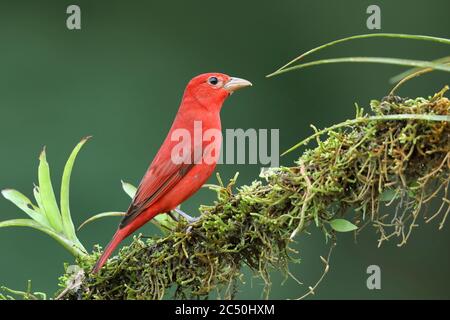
left=119, top=161, right=194, bottom=229
left=118, top=136, right=202, bottom=229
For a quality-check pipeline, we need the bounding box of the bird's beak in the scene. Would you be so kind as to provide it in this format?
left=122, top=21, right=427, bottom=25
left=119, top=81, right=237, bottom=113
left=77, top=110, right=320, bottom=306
left=224, top=77, right=252, bottom=94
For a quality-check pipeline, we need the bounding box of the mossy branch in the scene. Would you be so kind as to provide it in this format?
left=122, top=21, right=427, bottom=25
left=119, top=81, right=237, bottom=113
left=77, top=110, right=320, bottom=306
left=56, top=87, right=449, bottom=300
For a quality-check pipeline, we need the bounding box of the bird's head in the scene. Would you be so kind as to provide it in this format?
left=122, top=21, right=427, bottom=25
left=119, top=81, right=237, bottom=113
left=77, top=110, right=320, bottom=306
left=184, top=73, right=252, bottom=111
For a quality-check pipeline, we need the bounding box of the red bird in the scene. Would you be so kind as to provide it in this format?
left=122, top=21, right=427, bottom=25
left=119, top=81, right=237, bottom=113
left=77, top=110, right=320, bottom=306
left=93, top=73, right=252, bottom=272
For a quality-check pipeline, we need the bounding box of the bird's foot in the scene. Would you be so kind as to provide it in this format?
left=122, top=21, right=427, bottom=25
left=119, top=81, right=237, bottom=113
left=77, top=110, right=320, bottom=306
left=173, top=208, right=200, bottom=224
left=171, top=208, right=201, bottom=234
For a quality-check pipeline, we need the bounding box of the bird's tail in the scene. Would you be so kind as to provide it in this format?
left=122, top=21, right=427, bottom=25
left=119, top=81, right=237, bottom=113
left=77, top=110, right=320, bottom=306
left=92, top=228, right=128, bottom=273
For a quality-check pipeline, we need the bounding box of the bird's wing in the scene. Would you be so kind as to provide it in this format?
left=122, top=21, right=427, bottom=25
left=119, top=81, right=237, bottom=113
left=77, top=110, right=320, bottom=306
left=119, top=143, right=198, bottom=229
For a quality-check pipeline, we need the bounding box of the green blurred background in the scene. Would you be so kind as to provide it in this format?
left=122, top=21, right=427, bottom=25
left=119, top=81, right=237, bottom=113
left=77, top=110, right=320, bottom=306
left=0, top=0, right=449, bottom=299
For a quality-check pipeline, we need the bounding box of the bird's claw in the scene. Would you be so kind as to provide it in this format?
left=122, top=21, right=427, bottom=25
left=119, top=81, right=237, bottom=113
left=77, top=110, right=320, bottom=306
left=174, top=208, right=200, bottom=224
left=170, top=208, right=201, bottom=234
left=186, top=225, right=194, bottom=234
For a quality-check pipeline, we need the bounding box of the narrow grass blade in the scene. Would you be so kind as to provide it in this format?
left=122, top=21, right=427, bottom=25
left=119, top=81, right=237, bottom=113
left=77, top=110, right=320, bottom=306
left=60, top=137, right=91, bottom=241
left=389, top=56, right=450, bottom=83
left=267, top=33, right=450, bottom=77
left=269, top=57, right=450, bottom=78
left=78, top=212, right=125, bottom=230
left=389, top=62, right=450, bottom=95
left=38, top=148, right=63, bottom=233
left=121, top=180, right=137, bottom=198
left=79, top=206, right=175, bottom=233
left=1, top=189, right=49, bottom=227
left=0, top=219, right=85, bottom=258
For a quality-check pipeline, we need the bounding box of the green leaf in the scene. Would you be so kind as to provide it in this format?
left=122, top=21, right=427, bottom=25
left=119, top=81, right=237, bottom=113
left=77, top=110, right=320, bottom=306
left=79, top=210, right=176, bottom=234
left=33, top=185, right=44, bottom=213
left=152, top=213, right=177, bottom=233
left=329, top=219, right=358, bottom=232
left=379, top=189, right=398, bottom=202
left=38, top=148, right=63, bottom=233
left=1, top=189, right=49, bottom=227
left=0, top=219, right=85, bottom=258
left=78, top=211, right=125, bottom=230
left=60, top=137, right=91, bottom=241
left=121, top=180, right=137, bottom=198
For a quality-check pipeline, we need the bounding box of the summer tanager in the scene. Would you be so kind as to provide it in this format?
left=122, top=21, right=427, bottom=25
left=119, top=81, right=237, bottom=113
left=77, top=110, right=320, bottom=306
left=93, top=73, right=252, bottom=272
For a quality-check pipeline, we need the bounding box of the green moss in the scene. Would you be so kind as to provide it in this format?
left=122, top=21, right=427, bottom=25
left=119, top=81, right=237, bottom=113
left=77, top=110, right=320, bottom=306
left=59, top=88, right=450, bottom=300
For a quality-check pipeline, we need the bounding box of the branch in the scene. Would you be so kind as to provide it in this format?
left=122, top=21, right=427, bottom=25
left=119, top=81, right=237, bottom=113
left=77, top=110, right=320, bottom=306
left=57, top=87, right=449, bottom=300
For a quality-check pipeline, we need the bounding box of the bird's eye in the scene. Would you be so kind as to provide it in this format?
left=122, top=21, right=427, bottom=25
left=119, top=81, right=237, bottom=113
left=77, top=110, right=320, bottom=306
left=208, top=76, right=219, bottom=85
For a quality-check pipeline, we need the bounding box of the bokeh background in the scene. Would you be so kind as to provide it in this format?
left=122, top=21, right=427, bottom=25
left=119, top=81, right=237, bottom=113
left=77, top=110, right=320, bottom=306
left=0, top=0, right=449, bottom=299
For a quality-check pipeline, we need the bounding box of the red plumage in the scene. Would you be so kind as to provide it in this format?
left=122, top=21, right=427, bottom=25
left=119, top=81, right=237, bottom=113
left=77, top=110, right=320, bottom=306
left=92, top=73, right=251, bottom=272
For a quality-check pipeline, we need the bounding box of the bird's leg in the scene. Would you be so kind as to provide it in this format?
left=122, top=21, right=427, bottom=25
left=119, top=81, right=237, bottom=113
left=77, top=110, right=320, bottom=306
left=174, top=208, right=200, bottom=223
left=167, top=211, right=179, bottom=222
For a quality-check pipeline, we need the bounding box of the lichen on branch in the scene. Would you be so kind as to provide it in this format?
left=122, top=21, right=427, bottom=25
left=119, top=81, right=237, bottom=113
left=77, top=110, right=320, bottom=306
left=60, top=88, right=450, bottom=300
